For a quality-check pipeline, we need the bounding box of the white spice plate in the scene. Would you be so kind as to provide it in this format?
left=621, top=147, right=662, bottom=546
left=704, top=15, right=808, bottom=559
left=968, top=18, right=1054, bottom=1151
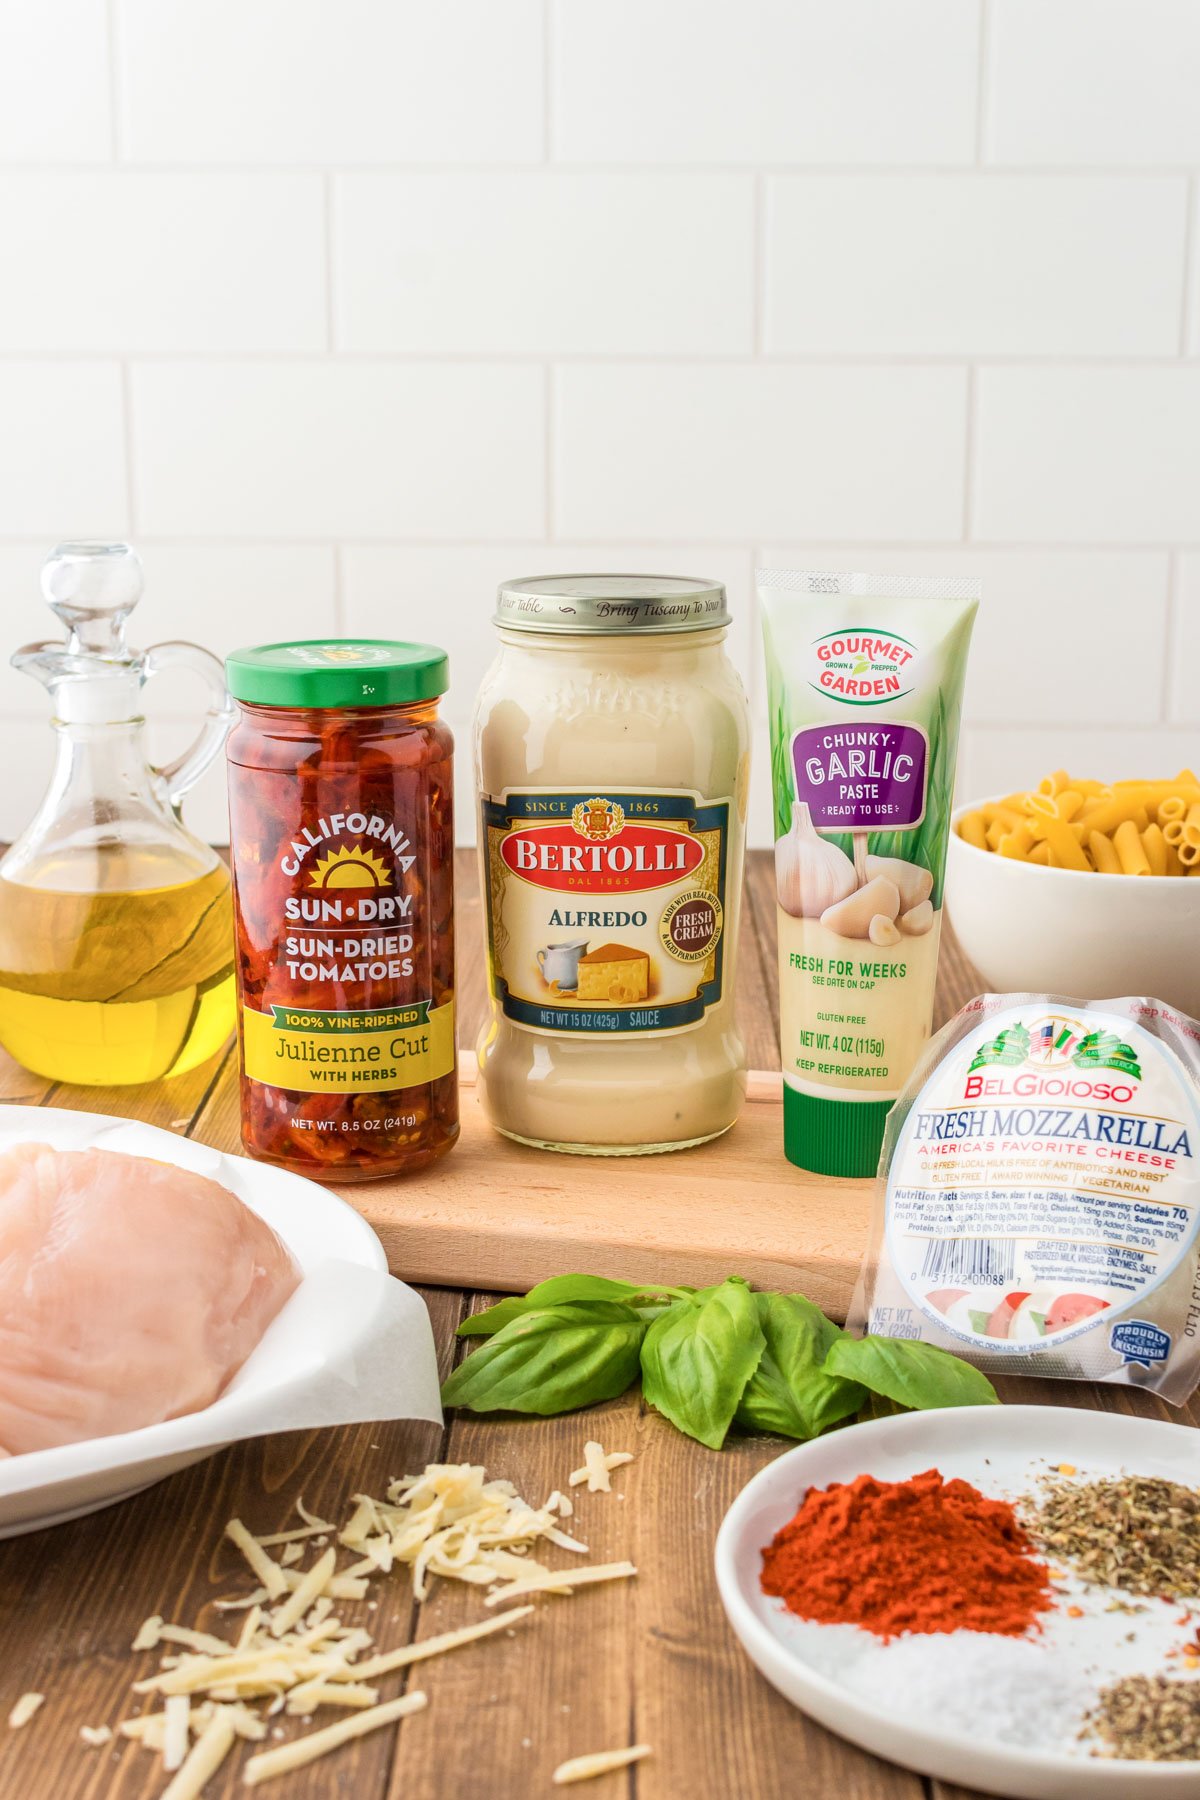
left=716, top=1405, right=1200, bottom=1799
left=0, top=1106, right=442, bottom=1537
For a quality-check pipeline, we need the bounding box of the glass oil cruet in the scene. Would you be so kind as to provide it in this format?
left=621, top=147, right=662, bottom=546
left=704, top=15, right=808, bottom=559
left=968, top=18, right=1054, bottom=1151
left=0, top=543, right=236, bottom=1085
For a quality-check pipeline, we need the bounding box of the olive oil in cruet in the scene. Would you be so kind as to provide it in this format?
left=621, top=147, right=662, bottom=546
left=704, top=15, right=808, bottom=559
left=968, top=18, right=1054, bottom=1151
left=0, top=543, right=236, bottom=1084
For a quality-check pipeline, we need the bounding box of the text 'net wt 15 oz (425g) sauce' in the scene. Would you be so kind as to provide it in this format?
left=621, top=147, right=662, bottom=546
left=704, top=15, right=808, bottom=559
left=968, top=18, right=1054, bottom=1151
left=225, top=640, right=457, bottom=1181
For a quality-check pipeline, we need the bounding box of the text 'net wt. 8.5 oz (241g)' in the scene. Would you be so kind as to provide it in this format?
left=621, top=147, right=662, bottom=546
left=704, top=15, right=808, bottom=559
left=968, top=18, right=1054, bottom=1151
left=849, top=993, right=1200, bottom=1404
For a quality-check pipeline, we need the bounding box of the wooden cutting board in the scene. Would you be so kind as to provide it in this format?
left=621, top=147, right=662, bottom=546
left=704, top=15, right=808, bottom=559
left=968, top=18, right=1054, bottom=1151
left=348, top=1061, right=873, bottom=1321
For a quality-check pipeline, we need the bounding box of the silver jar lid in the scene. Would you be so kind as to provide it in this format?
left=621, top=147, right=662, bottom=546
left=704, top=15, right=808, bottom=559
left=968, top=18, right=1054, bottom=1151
left=495, top=573, right=729, bottom=634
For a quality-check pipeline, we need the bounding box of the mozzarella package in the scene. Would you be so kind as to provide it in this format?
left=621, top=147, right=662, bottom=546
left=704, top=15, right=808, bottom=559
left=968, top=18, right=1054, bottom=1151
left=849, top=993, right=1200, bottom=1402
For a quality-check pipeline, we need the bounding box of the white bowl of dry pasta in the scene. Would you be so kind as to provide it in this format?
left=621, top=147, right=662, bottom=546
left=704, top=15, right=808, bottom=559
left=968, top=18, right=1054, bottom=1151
left=947, top=770, right=1200, bottom=1018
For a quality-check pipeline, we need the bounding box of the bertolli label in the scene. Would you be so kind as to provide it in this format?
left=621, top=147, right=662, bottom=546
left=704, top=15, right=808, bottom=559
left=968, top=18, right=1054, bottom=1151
left=481, top=789, right=729, bottom=1037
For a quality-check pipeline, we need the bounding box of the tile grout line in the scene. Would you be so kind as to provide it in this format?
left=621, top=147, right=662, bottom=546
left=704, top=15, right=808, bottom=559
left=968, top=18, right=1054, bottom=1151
left=120, top=359, right=138, bottom=534
left=0, top=533, right=1193, bottom=551
left=332, top=542, right=346, bottom=634
left=0, top=351, right=1192, bottom=367
left=105, top=0, right=123, bottom=162
left=543, top=0, right=555, bottom=163
left=3, top=534, right=1200, bottom=554
left=545, top=363, right=556, bottom=540
left=753, top=174, right=766, bottom=355
left=2, top=160, right=1198, bottom=178
left=961, top=364, right=978, bottom=541
left=973, top=0, right=991, bottom=166
left=324, top=171, right=337, bottom=351
left=1161, top=550, right=1179, bottom=725
left=1178, top=174, right=1196, bottom=358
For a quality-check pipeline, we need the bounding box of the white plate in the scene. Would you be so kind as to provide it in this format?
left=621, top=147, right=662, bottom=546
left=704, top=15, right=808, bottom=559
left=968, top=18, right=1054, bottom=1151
left=0, top=1106, right=442, bottom=1536
left=715, top=1406, right=1200, bottom=1799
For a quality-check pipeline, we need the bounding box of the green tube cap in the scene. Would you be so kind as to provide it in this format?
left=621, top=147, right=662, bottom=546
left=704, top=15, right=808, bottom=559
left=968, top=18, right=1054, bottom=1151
left=783, top=1086, right=893, bottom=1180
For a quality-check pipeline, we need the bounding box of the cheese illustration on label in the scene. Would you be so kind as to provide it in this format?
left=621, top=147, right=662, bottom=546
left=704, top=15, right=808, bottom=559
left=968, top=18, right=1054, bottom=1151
left=576, top=943, right=650, bottom=1003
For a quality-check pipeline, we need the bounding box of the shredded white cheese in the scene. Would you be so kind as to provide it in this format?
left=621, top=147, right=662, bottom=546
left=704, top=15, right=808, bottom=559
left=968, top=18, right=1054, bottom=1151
left=484, top=1561, right=638, bottom=1607
left=159, top=1711, right=236, bottom=1800
left=553, top=1744, right=653, bottom=1785
left=340, top=1463, right=588, bottom=1601
left=74, top=1464, right=634, bottom=1785
left=352, top=1605, right=534, bottom=1680
left=269, top=1547, right=336, bottom=1639
left=568, top=1443, right=635, bottom=1493
left=242, top=1690, right=427, bottom=1785
left=80, top=1725, right=112, bottom=1747
left=226, top=1520, right=288, bottom=1600
left=162, top=1693, right=191, bottom=1771
left=132, top=1614, right=163, bottom=1652
left=7, top=1693, right=43, bottom=1729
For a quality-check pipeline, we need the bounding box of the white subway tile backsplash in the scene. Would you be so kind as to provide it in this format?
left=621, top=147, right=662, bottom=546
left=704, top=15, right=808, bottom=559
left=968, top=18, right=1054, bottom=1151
left=0, top=0, right=1193, bottom=858
left=0, top=0, right=110, bottom=163
left=130, top=363, right=545, bottom=539
left=555, top=365, right=968, bottom=543
left=553, top=0, right=980, bottom=166
left=989, top=0, right=1200, bottom=167
left=0, top=175, right=326, bottom=353
left=335, top=173, right=755, bottom=354
left=341, top=544, right=758, bottom=713
left=960, top=727, right=1200, bottom=803
left=132, top=544, right=337, bottom=657
left=755, top=547, right=1169, bottom=728
left=974, top=368, right=1200, bottom=544
left=1172, top=558, right=1200, bottom=727
left=118, top=0, right=544, bottom=164
left=0, top=364, right=126, bottom=538
left=766, top=176, right=1187, bottom=355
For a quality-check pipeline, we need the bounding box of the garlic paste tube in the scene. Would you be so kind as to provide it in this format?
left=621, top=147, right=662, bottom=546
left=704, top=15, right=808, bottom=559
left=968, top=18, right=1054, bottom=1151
left=758, top=571, right=978, bottom=1178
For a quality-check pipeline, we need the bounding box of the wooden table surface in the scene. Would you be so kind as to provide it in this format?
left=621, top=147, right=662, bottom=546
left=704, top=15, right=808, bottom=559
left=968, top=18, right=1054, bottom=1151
left=0, top=849, right=1194, bottom=1800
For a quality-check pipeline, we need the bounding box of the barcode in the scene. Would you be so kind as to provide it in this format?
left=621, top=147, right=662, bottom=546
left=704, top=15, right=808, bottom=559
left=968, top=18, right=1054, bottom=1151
left=920, top=1238, right=1016, bottom=1286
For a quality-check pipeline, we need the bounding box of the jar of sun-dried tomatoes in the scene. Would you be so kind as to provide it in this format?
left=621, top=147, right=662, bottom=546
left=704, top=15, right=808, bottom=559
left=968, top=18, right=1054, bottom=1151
left=224, top=640, right=457, bottom=1181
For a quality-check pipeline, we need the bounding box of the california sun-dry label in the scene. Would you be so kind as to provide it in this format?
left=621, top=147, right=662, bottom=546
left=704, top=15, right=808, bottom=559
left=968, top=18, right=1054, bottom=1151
left=481, top=789, right=729, bottom=1037
left=239, top=808, right=455, bottom=1094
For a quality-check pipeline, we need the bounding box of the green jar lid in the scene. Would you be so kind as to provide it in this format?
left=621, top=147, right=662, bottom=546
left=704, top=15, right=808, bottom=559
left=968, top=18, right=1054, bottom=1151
left=782, top=1085, right=893, bottom=1180
left=225, top=639, right=448, bottom=709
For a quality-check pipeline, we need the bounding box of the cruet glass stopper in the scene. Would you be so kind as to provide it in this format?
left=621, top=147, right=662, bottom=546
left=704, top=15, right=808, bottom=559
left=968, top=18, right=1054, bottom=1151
left=40, top=541, right=144, bottom=661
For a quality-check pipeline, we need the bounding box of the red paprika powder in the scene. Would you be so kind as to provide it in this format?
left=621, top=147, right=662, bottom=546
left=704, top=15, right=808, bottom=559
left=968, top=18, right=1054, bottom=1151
left=760, top=1467, right=1053, bottom=1640
left=225, top=639, right=457, bottom=1181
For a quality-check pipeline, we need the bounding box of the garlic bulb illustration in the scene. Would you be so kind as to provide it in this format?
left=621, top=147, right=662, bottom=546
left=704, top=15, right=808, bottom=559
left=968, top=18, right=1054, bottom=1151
left=775, top=802, right=858, bottom=918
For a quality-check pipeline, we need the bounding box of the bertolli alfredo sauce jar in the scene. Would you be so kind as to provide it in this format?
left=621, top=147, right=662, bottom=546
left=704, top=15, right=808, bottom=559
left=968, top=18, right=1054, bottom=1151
left=473, top=575, right=749, bottom=1154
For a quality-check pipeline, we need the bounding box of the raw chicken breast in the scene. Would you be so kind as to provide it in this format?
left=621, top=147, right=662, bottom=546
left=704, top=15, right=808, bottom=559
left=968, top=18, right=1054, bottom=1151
left=0, top=1142, right=299, bottom=1456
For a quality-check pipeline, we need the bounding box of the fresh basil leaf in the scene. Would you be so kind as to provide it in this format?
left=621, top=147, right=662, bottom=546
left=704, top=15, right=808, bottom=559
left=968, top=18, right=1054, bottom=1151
left=457, top=1274, right=644, bottom=1337
left=825, top=1334, right=999, bottom=1411
left=456, top=1296, right=535, bottom=1337
left=859, top=1390, right=905, bottom=1422
left=735, top=1294, right=865, bottom=1440
left=442, top=1301, right=645, bottom=1414
left=640, top=1277, right=765, bottom=1449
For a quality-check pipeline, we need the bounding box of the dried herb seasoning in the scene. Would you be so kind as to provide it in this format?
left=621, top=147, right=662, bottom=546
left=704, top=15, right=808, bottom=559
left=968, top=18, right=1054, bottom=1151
left=1025, top=1474, right=1200, bottom=1600
left=1083, top=1673, right=1200, bottom=1761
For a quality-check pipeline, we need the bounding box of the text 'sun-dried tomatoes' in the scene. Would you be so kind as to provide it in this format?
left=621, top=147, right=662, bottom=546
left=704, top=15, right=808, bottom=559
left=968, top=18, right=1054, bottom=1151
left=224, top=641, right=457, bottom=1181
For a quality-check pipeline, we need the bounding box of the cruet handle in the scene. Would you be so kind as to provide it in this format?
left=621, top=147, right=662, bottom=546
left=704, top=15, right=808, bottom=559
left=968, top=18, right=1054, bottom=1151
left=143, top=640, right=235, bottom=813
